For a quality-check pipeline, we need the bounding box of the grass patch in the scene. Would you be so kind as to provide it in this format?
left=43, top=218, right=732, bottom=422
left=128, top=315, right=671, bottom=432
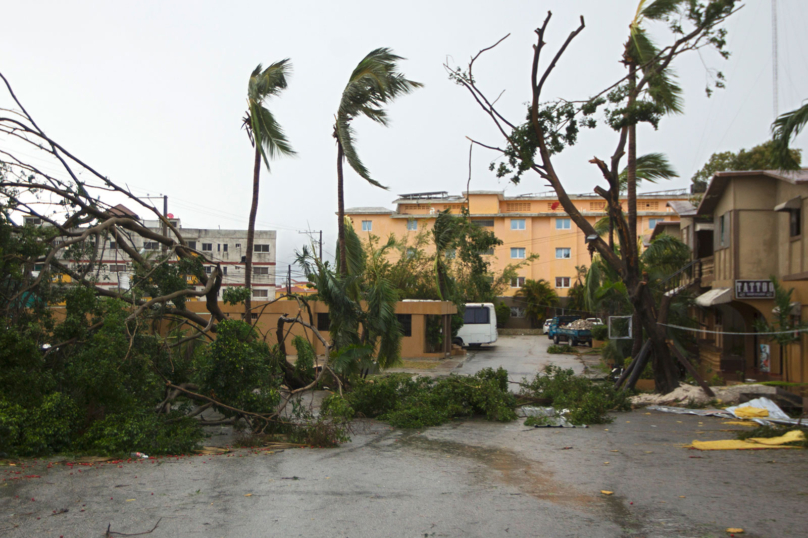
left=547, top=344, right=575, bottom=354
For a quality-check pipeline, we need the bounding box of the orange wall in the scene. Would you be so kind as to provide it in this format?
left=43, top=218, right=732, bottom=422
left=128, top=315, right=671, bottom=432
left=348, top=194, right=683, bottom=297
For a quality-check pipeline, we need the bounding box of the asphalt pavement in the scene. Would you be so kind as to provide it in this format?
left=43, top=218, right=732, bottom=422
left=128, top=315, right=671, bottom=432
left=2, top=336, right=806, bottom=538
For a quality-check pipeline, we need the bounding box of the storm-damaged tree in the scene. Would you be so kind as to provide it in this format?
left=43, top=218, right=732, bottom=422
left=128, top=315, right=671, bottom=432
left=0, top=72, right=342, bottom=456
left=447, top=1, right=739, bottom=393
left=242, top=61, right=295, bottom=317
left=334, top=48, right=421, bottom=275
left=771, top=101, right=808, bottom=170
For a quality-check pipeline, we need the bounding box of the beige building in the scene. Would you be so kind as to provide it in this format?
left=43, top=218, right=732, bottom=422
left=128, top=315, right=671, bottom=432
left=669, top=170, right=808, bottom=386
left=346, top=189, right=689, bottom=303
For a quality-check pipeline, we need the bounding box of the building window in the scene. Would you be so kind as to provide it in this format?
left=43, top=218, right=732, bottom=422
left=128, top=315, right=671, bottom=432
left=589, top=201, right=606, bottom=211
left=254, top=244, right=270, bottom=253
left=108, top=241, right=118, bottom=250
left=506, top=202, right=530, bottom=212
left=463, top=306, right=490, bottom=325
left=202, top=243, right=213, bottom=251
left=253, top=289, right=268, bottom=298
left=511, top=248, right=526, bottom=259
left=361, top=220, right=372, bottom=232
left=108, top=264, right=126, bottom=272
left=235, top=243, right=241, bottom=248
left=205, top=266, right=213, bottom=274
left=396, top=314, right=412, bottom=337
left=253, top=266, right=269, bottom=275
left=790, top=208, right=801, bottom=237
left=719, top=214, right=727, bottom=247
left=555, top=277, right=570, bottom=288
left=510, top=307, right=526, bottom=318
left=223, top=266, right=228, bottom=276
left=510, top=276, right=525, bottom=288
left=187, top=241, right=197, bottom=250
left=555, top=248, right=571, bottom=259
left=406, top=220, right=417, bottom=231
left=406, top=247, right=417, bottom=259
left=648, top=218, right=664, bottom=229
left=556, top=218, right=571, bottom=230
left=511, top=219, right=526, bottom=230
left=24, top=217, right=42, bottom=226
left=473, top=219, right=494, bottom=227
left=143, top=242, right=159, bottom=250
left=317, top=313, right=331, bottom=331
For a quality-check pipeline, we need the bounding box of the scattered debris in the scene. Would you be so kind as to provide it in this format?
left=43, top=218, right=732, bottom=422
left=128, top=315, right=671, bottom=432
left=600, top=490, right=614, bottom=495
left=563, top=319, right=597, bottom=330
left=632, top=383, right=799, bottom=407
left=726, top=528, right=744, bottom=534
left=105, top=518, right=161, bottom=537
left=522, top=407, right=588, bottom=428
left=647, top=397, right=802, bottom=427
left=129, top=452, right=149, bottom=459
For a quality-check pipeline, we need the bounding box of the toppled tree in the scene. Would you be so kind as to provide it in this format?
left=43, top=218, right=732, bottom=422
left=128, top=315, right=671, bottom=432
left=0, top=72, right=341, bottom=456
left=447, top=1, right=739, bottom=393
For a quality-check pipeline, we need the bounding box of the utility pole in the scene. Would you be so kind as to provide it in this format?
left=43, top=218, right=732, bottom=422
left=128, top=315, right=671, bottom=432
left=287, top=265, right=291, bottom=296
left=161, top=195, right=168, bottom=255
left=298, top=229, right=323, bottom=260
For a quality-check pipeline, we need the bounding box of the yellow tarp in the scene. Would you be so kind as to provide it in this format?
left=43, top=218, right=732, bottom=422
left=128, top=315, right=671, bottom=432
left=733, top=407, right=769, bottom=418
left=687, top=430, right=805, bottom=450
left=721, top=421, right=758, bottom=427
left=750, top=430, right=806, bottom=446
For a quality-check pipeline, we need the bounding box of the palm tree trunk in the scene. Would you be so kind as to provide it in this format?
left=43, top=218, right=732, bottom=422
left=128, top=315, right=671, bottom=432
left=627, top=63, right=638, bottom=261
left=244, top=146, right=261, bottom=319
left=337, top=141, right=348, bottom=276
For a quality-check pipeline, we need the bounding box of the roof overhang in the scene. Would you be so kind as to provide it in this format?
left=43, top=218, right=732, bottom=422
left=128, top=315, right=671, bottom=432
left=695, top=288, right=732, bottom=307
left=698, top=170, right=808, bottom=216
left=774, top=196, right=802, bottom=212
left=695, top=222, right=714, bottom=232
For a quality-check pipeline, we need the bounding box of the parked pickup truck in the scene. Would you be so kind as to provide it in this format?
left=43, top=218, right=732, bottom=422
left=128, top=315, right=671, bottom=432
left=546, top=315, right=581, bottom=340
left=552, top=325, right=593, bottom=347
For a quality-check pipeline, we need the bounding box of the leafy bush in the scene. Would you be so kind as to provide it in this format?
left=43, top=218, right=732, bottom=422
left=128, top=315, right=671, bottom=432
left=292, top=335, right=316, bottom=383
left=0, top=393, right=79, bottom=456
left=194, top=319, right=282, bottom=415
left=330, top=368, right=517, bottom=429
left=495, top=302, right=511, bottom=328
left=547, top=344, right=574, bottom=354
left=590, top=324, right=608, bottom=341
left=78, top=411, right=204, bottom=456
left=519, top=365, right=631, bottom=425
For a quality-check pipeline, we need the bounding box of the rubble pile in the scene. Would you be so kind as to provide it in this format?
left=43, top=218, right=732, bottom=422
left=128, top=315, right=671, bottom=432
left=563, top=319, right=596, bottom=330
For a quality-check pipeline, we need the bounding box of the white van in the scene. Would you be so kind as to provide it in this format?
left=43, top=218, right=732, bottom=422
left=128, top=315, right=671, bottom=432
left=454, top=303, right=498, bottom=348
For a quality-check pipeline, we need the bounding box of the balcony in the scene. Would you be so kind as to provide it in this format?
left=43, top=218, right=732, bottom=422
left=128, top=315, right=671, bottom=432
left=700, top=256, right=714, bottom=286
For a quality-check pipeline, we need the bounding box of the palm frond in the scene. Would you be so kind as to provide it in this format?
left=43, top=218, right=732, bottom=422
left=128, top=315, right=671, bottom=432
left=246, top=60, right=295, bottom=168
left=771, top=101, right=808, bottom=170
left=335, top=47, right=422, bottom=188
left=640, top=0, right=684, bottom=21
left=628, top=25, right=683, bottom=114
left=619, top=152, right=678, bottom=190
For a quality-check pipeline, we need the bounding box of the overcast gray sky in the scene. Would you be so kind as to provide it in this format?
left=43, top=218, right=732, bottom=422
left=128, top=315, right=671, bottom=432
left=2, top=1, right=806, bottom=282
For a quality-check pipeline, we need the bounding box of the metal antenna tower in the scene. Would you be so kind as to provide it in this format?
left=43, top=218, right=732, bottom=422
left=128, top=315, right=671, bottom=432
left=772, top=0, right=779, bottom=118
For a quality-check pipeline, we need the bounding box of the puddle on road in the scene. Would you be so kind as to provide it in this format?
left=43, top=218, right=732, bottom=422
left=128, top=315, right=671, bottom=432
left=399, top=434, right=596, bottom=510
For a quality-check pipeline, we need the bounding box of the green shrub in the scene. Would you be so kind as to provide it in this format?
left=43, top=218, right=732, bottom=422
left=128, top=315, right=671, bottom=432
left=337, top=368, right=517, bottom=429
left=495, top=303, right=511, bottom=328
left=78, top=411, right=204, bottom=456
left=0, top=393, right=79, bottom=456
left=590, top=324, right=608, bottom=341
left=519, top=365, right=631, bottom=425
left=193, top=320, right=282, bottom=415
left=292, top=335, right=316, bottom=383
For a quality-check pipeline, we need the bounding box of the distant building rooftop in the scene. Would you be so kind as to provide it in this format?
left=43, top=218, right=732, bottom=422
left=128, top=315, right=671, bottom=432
left=344, top=207, right=395, bottom=215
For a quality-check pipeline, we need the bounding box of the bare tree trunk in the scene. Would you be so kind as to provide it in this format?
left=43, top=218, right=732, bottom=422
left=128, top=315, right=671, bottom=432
left=245, top=146, right=261, bottom=318
left=631, top=311, right=643, bottom=359
left=337, top=141, right=347, bottom=276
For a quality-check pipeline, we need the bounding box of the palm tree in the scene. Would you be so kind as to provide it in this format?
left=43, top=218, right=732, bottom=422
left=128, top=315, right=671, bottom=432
left=772, top=101, right=808, bottom=170
left=242, top=61, right=295, bottom=317
left=624, top=0, right=684, bottom=255
left=431, top=209, right=462, bottom=301
left=515, top=279, right=559, bottom=328
left=334, top=48, right=421, bottom=275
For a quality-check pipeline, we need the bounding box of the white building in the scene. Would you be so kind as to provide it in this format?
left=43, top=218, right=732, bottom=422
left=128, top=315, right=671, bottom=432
left=49, top=205, right=276, bottom=301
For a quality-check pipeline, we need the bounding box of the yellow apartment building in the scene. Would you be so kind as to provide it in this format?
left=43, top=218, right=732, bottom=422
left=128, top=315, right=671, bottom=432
left=346, top=189, right=689, bottom=302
